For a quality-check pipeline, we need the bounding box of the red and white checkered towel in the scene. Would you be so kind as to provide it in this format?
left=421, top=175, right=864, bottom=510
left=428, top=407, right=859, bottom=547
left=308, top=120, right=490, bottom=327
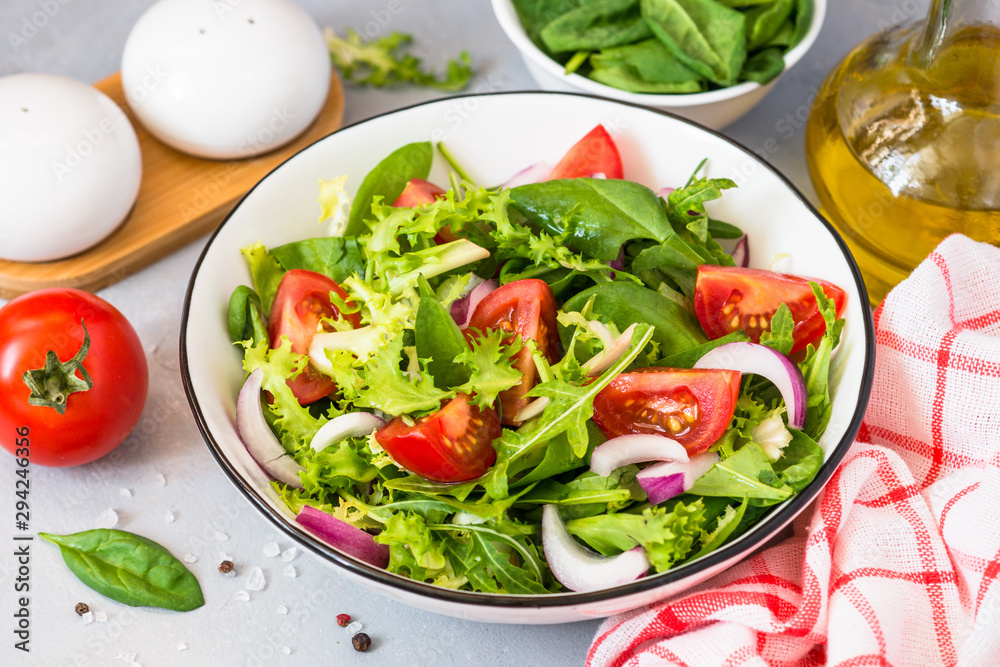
left=587, top=234, right=1000, bottom=667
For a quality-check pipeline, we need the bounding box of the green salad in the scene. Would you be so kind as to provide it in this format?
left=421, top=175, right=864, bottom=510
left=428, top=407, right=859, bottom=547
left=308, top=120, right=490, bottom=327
left=227, top=125, right=845, bottom=594
left=512, top=0, right=815, bottom=91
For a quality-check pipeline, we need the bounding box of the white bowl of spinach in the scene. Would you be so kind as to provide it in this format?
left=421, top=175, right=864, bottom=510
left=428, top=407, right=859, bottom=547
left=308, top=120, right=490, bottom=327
left=493, top=0, right=825, bottom=129
left=181, top=91, right=873, bottom=624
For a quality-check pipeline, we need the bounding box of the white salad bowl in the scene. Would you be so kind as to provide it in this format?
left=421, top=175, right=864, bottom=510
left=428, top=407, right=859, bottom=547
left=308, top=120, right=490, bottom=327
left=181, top=92, right=874, bottom=624
left=491, top=0, right=827, bottom=130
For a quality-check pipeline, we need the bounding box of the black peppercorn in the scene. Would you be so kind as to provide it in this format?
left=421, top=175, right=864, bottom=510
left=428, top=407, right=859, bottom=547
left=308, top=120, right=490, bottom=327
left=75, top=602, right=89, bottom=616
left=352, top=632, right=371, bottom=652
left=218, top=560, right=235, bottom=573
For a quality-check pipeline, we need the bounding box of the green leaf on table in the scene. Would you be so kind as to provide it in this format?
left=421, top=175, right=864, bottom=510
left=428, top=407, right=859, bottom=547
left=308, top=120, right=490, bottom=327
left=541, top=0, right=652, bottom=53
left=641, top=0, right=747, bottom=87
left=326, top=28, right=472, bottom=91
left=40, top=529, right=204, bottom=611
left=346, top=141, right=433, bottom=237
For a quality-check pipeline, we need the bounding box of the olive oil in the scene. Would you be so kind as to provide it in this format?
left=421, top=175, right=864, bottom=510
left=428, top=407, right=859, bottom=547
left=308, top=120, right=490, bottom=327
left=806, top=22, right=1000, bottom=304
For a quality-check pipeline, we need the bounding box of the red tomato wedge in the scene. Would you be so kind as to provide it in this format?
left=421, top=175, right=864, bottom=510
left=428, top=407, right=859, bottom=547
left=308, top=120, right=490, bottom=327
left=392, top=178, right=446, bottom=208
left=268, top=269, right=360, bottom=405
left=546, top=124, right=624, bottom=180
left=466, top=279, right=560, bottom=425
left=694, top=266, right=847, bottom=354
left=593, top=367, right=741, bottom=456
left=375, top=394, right=501, bottom=482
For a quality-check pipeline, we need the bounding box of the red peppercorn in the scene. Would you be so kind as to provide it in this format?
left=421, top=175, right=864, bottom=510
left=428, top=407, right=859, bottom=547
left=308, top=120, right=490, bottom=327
left=336, top=614, right=351, bottom=627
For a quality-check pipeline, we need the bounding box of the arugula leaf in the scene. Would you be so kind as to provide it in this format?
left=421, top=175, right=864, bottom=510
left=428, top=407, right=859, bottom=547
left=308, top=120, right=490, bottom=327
left=433, top=524, right=549, bottom=594
left=326, top=28, right=473, bottom=91
left=354, top=333, right=453, bottom=416
left=515, top=422, right=605, bottom=486
left=540, top=0, right=652, bottom=53
left=518, top=465, right=643, bottom=512
left=270, top=237, right=365, bottom=283
left=799, top=282, right=845, bottom=439
left=454, top=329, right=525, bottom=410
left=346, top=141, right=433, bottom=237
left=240, top=242, right=285, bottom=314
left=687, top=442, right=794, bottom=502
left=642, top=0, right=747, bottom=86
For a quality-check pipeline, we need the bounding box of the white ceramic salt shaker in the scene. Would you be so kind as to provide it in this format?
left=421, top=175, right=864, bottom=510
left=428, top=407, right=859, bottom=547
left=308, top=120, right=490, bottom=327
left=0, top=73, right=142, bottom=262
left=121, top=0, right=331, bottom=160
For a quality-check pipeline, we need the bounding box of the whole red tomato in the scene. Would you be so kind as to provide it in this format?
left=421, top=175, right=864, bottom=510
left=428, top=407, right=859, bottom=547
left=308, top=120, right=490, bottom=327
left=0, top=288, right=148, bottom=466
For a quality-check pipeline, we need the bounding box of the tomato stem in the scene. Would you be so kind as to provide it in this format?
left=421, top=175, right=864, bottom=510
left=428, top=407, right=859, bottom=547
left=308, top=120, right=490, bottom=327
left=22, top=320, right=93, bottom=415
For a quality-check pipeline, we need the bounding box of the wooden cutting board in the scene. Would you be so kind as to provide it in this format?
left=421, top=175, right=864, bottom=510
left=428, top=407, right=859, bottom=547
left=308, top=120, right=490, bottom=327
left=0, top=71, right=345, bottom=299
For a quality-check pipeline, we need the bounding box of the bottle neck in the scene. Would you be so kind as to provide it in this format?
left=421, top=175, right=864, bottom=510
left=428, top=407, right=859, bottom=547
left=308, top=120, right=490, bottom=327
left=913, top=0, right=998, bottom=66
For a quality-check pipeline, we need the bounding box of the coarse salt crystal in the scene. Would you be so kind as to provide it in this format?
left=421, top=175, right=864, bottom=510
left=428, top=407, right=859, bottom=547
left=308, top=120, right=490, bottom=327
left=246, top=567, right=266, bottom=591
left=115, top=650, right=136, bottom=663
left=119, top=488, right=132, bottom=497
left=283, top=564, right=297, bottom=578
left=165, top=511, right=175, bottom=524
left=234, top=590, right=250, bottom=602
left=176, top=643, right=187, bottom=652
left=276, top=605, right=288, bottom=615
left=183, top=554, right=197, bottom=564
left=345, top=621, right=362, bottom=634
left=280, top=547, right=298, bottom=562
left=281, top=646, right=292, bottom=655
left=262, top=542, right=280, bottom=558
left=155, top=473, right=166, bottom=487
left=214, top=531, right=229, bottom=541
left=94, top=611, right=108, bottom=622
left=82, top=611, right=94, bottom=625
left=96, top=508, right=119, bottom=529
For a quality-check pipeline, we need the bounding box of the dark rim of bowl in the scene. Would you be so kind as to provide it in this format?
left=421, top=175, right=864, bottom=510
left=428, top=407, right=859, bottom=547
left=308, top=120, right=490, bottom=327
left=180, top=90, right=876, bottom=610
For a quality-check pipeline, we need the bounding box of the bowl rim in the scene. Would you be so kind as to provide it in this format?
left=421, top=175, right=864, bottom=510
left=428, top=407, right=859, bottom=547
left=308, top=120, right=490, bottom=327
left=489, top=0, right=828, bottom=107
left=180, top=89, right=875, bottom=610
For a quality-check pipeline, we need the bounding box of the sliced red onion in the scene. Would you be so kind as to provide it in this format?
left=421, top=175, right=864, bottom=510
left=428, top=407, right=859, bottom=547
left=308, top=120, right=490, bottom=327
left=541, top=505, right=649, bottom=592
left=502, top=161, right=552, bottom=188
left=693, top=342, right=806, bottom=429
left=590, top=434, right=689, bottom=477
left=607, top=246, right=625, bottom=272
left=732, top=235, right=749, bottom=268
left=583, top=323, right=637, bottom=377
left=295, top=505, right=390, bottom=569
left=591, top=172, right=607, bottom=179
left=636, top=451, right=721, bottom=504
left=310, top=412, right=386, bottom=452
left=451, top=279, right=498, bottom=328
left=236, top=369, right=304, bottom=489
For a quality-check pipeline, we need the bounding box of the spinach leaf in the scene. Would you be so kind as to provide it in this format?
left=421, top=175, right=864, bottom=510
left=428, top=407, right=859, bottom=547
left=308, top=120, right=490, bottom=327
left=687, top=442, right=794, bottom=502
left=40, top=530, right=204, bottom=612
left=541, top=0, right=652, bottom=53
left=630, top=241, right=701, bottom=296
left=745, top=0, right=794, bottom=50
left=271, top=237, right=365, bottom=283
left=562, top=282, right=707, bottom=357
left=590, top=39, right=703, bottom=93
left=762, top=19, right=795, bottom=48
left=791, top=0, right=814, bottom=48
left=707, top=217, right=744, bottom=239
left=227, top=285, right=269, bottom=346
left=512, top=0, right=583, bottom=47
left=773, top=428, right=824, bottom=491
left=641, top=0, right=747, bottom=87
left=509, top=177, right=671, bottom=260
left=740, top=47, right=785, bottom=84
left=415, top=297, right=472, bottom=389
left=346, top=141, right=433, bottom=237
